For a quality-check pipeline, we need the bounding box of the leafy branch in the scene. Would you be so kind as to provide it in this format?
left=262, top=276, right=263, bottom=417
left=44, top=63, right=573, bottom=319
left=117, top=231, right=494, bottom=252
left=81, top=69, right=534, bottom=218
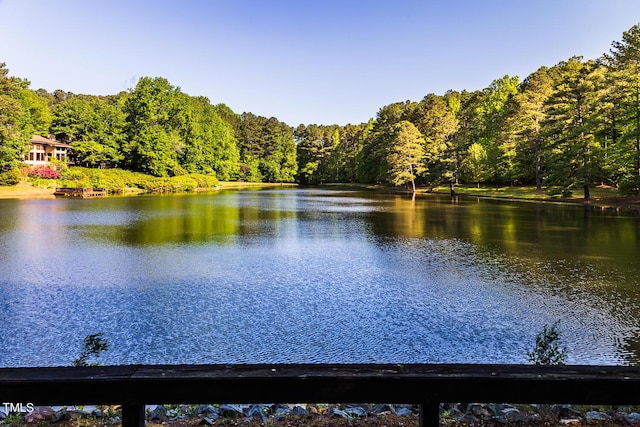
left=73, top=333, right=110, bottom=367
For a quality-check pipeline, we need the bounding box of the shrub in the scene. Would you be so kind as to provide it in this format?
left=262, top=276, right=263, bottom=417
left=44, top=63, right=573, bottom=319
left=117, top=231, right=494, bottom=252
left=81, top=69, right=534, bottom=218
left=528, top=321, right=567, bottom=365
left=28, top=166, right=60, bottom=179
left=190, top=173, right=219, bottom=188
left=167, top=175, right=198, bottom=192
left=59, top=168, right=88, bottom=181
left=73, top=333, right=110, bottom=367
left=0, top=168, right=21, bottom=185
left=618, top=178, right=640, bottom=195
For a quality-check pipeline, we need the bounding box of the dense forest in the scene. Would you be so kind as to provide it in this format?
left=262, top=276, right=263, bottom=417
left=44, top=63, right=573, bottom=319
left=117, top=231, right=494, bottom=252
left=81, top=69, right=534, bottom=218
left=1, top=24, right=640, bottom=197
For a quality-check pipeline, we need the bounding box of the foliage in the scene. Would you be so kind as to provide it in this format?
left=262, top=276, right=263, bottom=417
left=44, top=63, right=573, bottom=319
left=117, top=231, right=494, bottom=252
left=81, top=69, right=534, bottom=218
left=543, top=57, right=603, bottom=199
left=527, top=321, right=568, bottom=365
left=0, top=63, right=30, bottom=169
left=386, top=121, right=425, bottom=192
left=0, top=168, right=21, bottom=185
left=73, top=333, right=110, bottom=367
left=27, top=165, right=60, bottom=179
left=54, top=167, right=220, bottom=194
left=238, top=114, right=297, bottom=183
left=462, top=142, right=488, bottom=186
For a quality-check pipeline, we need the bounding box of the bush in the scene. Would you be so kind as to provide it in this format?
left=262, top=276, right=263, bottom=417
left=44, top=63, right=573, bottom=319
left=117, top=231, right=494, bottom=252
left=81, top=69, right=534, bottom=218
left=190, top=173, right=219, bottom=188
left=618, top=178, right=640, bottom=195
left=528, top=321, right=567, bottom=365
left=28, top=166, right=60, bottom=179
left=73, top=333, right=109, bottom=367
left=0, top=168, right=21, bottom=185
left=59, top=168, right=88, bottom=181
left=166, top=176, right=198, bottom=192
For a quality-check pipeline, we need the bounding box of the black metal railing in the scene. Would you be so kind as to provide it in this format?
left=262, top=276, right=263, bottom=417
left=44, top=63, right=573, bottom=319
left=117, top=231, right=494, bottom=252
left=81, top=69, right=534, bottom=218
left=1, top=363, right=639, bottom=427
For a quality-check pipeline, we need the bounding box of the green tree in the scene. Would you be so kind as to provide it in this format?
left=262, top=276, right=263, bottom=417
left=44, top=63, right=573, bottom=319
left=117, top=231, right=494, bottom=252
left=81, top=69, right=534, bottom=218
left=123, top=77, right=186, bottom=176
left=608, top=24, right=640, bottom=194
left=462, top=142, right=489, bottom=187
left=0, top=63, right=30, bottom=169
left=543, top=57, right=604, bottom=199
left=502, top=67, right=554, bottom=189
left=386, top=120, right=425, bottom=193
left=442, top=90, right=480, bottom=195
left=180, top=95, right=239, bottom=180
left=51, top=96, right=125, bottom=167
left=411, top=93, right=459, bottom=187
left=17, top=89, right=52, bottom=137
left=359, top=102, right=416, bottom=184
left=473, top=75, right=520, bottom=183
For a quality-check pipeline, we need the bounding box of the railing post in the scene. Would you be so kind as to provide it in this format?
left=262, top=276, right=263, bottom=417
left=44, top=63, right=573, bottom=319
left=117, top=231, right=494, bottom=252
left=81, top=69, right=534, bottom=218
left=419, top=402, right=439, bottom=427
left=121, top=404, right=144, bottom=427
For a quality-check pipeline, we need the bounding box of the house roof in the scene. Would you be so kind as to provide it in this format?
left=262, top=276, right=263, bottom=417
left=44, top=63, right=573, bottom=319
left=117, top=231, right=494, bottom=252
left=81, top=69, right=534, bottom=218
left=30, top=135, right=71, bottom=148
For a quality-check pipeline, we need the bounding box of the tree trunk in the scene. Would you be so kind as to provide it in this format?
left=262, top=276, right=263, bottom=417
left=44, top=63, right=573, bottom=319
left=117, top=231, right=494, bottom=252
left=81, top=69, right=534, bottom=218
left=535, top=138, right=542, bottom=191
left=583, top=183, right=590, bottom=200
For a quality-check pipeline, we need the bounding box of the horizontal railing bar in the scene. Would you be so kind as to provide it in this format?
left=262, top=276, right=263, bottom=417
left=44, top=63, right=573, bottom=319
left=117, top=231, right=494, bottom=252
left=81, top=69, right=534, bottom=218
left=1, top=363, right=639, bottom=405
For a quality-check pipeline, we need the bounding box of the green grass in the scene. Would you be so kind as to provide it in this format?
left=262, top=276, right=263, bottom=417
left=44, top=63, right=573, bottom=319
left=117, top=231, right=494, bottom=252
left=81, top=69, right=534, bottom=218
left=427, top=184, right=622, bottom=200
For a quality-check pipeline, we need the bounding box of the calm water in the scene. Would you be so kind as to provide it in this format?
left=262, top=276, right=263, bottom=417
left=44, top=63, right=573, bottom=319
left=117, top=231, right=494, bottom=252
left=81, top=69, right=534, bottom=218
left=1, top=188, right=639, bottom=367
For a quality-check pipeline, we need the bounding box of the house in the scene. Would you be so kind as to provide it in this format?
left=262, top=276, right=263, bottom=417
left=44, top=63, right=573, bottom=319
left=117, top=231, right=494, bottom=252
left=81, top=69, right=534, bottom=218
left=23, top=135, right=71, bottom=167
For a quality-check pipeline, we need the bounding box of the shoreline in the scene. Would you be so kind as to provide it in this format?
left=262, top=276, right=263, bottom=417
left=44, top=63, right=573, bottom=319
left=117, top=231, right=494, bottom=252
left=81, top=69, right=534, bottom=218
left=2, top=181, right=640, bottom=213
left=0, top=181, right=297, bottom=200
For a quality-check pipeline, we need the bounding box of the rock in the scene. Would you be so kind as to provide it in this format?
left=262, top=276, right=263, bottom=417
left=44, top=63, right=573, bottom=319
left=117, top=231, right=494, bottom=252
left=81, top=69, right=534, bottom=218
left=66, top=409, right=90, bottom=420
left=628, top=412, right=640, bottom=425
left=247, top=404, right=268, bottom=423
left=552, top=405, right=584, bottom=419
left=328, top=407, right=351, bottom=419
left=458, top=412, right=480, bottom=423
left=344, top=406, right=368, bottom=417
left=269, top=403, right=290, bottom=414
left=273, top=406, right=291, bottom=419
left=396, top=407, right=414, bottom=417
left=0, top=411, right=6, bottom=420
left=199, top=417, right=214, bottom=426
left=290, top=405, right=308, bottom=416
left=24, top=406, right=56, bottom=423
left=371, top=403, right=395, bottom=415
left=196, top=404, right=218, bottom=416
left=149, top=404, right=167, bottom=421
left=585, top=411, right=612, bottom=423
left=501, top=407, right=526, bottom=423
left=51, top=411, right=71, bottom=423
left=468, top=403, right=492, bottom=419
left=218, top=404, right=244, bottom=418
left=87, top=407, right=103, bottom=418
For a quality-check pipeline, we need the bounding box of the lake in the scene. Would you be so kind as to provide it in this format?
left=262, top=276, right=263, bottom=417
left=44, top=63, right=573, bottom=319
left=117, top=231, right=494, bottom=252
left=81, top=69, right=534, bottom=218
left=1, top=187, right=639, bottom=367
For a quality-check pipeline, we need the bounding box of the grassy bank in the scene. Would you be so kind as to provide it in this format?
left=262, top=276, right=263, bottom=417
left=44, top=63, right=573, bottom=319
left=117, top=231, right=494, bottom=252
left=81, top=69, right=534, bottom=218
left=0, top=167, right=298, bottom=199
left=427, top=184, right=640, bottom=211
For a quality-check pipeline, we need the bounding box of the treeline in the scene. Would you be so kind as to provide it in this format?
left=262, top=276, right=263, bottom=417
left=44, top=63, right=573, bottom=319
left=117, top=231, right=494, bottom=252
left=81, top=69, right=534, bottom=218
left=2, top=24, right=640, bottom=196
left=296, top=24, right=640, bottom=197
left=0, top=73, right=297, bottom=183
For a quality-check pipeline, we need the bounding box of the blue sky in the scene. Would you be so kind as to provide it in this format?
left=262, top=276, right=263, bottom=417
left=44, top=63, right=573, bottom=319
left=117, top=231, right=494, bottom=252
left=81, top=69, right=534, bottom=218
left=1, top=0, right=639, bottom=127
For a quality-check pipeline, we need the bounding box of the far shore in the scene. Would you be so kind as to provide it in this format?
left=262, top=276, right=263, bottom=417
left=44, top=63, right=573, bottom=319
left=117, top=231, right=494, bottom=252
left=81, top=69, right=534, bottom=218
left=0, top=181, right=297, bottom=200
left=1, top=180, right=639, bottom=212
